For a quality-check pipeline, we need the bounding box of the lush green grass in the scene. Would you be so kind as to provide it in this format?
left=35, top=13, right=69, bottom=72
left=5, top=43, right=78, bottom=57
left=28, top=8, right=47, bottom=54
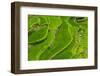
left=28, top=15, right=88, bottom=61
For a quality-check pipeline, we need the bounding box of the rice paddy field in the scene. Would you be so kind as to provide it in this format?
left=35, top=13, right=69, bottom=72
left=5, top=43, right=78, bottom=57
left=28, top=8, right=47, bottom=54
left=28, top=15, right=88, bottom=61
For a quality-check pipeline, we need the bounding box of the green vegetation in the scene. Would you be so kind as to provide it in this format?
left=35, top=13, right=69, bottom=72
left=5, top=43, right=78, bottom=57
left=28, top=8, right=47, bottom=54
left=28, top=15, right=88, bottom=61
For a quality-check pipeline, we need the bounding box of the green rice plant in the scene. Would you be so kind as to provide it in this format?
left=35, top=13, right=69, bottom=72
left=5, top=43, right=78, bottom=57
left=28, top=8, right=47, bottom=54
left=28, top=15, right=88, bottom=61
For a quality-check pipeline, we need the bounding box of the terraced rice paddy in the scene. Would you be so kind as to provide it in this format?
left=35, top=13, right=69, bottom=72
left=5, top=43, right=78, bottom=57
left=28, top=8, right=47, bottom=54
left=28, top=15, right=88, bottom=61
